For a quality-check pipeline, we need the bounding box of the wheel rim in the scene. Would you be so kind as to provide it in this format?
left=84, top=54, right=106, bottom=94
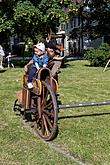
left=34, top=81, right=58, bottom=141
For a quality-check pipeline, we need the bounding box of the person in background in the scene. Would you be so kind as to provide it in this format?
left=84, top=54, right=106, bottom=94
left=0, top=45, right=5, bottom=69
left=24, top=42, right=48, bottom=89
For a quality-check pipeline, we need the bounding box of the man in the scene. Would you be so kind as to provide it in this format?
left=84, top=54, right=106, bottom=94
left=45, top=41, right=64, bottom=80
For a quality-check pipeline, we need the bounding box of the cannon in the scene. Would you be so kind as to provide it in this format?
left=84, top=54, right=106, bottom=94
left=14, top=67, right=59, bottom=141
left=14, top=66, right=110, bottom=141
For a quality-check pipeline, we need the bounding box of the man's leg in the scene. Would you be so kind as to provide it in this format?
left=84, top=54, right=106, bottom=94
left=51, top=60, right=62, bottom=77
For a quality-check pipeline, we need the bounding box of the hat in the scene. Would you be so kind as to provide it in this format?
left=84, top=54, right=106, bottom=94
left=34, top=43, right=45, bottom=52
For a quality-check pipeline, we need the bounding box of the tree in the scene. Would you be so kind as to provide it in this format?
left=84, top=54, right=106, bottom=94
left=70, top=0, right=110, bottom=41
left=0, top=0, right=78, bottom=45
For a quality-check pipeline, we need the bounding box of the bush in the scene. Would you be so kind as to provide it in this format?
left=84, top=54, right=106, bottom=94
left=84, top=43, right=110, bottom=66
left=12, top=60, right=27, bottom=67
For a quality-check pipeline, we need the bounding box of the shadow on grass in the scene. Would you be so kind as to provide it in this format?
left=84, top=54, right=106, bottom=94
left=58, top=111, right=110, bottom=120
left=84, top=64, right=98, bottom=67
left=84, top=64, right=92, bottom=67
left=0, top=69, right=7, bottom=73
left=61, top=62, right=71, bottom=68
left=57, top=100, right=62, bottom=106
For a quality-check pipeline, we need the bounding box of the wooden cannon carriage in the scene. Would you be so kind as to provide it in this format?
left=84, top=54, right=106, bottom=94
left=14, top=67, right=59, bottom=141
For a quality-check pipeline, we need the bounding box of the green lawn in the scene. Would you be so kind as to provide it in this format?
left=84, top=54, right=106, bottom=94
left=1, top=60, right=110, bottom=165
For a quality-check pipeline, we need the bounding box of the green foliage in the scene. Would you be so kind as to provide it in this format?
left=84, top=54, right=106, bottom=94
left=70, top=1, right=110, bottom=40
left=84, top=43, right=110, bottom=67
left=0, top=14, right=14, bottom=33
left=14, top=1, right=36, bottom=23
left=0, top=0, right=79, bottom=44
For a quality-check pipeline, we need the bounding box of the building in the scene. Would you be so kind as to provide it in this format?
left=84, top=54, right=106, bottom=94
left=56, top=0, right=104, bottom=57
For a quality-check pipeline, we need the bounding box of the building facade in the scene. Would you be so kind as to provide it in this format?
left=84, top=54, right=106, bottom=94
left=57, top=1, right=104, bottom=57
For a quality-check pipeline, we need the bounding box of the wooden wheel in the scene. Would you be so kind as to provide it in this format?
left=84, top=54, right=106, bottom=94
left=34, top=81, right=58, bottom=141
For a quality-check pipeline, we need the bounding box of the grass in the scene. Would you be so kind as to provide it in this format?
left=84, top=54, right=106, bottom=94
left=1, top=60, right=110, bottom=164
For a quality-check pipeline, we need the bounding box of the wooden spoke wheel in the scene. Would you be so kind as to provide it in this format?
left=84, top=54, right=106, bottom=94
left=34, top=81, right=58, bottom=141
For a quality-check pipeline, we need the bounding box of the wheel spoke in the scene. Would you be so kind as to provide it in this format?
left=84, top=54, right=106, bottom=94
left=43, top=109, right=54, bottom=118
left=44, top=114, right=53, bottom=129
left=44, top=99, right=53, bottom=109
left=42, top=115, right=50, bottom=136
left=41, top=117, right=45, bottom=135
